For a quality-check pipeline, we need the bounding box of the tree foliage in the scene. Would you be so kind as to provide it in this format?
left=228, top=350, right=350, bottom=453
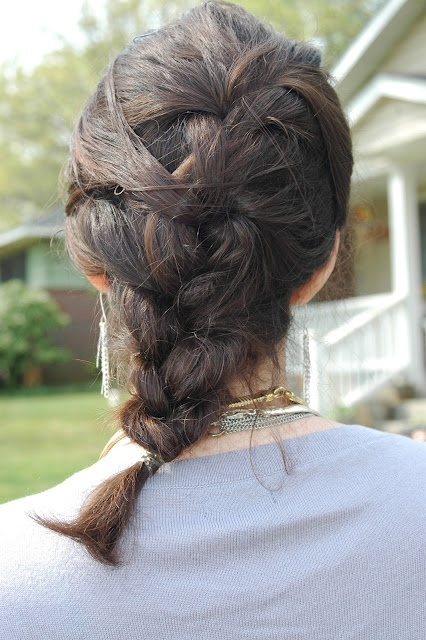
left=0, top=0, right=385, bottom=229
left=0, top=280, right=70, bottom=387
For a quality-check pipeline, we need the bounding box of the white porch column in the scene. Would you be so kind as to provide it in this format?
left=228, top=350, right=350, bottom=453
left=387, top=166, right=426, bottom=391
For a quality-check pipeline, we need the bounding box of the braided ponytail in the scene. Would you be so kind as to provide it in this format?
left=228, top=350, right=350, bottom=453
left=36, top=1, right=352, bottom=564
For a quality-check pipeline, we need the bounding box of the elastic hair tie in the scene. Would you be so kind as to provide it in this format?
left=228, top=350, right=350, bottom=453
left=99, top=428, right=165, bottom=470
left=141, top=451, right=165, bottom=474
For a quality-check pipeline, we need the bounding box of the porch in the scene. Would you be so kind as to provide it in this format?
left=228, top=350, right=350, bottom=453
left=301, top=0, right=426, bottom=418
left=291, top=162, right=426, bottom=417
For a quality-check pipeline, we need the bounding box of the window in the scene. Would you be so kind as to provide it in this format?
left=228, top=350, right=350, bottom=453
left=0, top=252, right=26, bottom=282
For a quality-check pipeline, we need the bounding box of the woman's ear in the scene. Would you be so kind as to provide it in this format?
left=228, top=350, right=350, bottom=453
left=290, top=232, right=340, bottom=306
left=86, top=274, right=110, bottom=293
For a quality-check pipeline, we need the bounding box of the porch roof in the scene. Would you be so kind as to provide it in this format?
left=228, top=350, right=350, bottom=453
left=347, top=73, right=426, bottom=127
left=0, top=210, right=64, bottom=255
left=332, top=0, right=425, bottom=103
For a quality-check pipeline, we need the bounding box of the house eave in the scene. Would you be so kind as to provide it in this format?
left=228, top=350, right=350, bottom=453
left=332, top=0, right=424, bottom=103
left=347, top=74, right=426, bottom=127
left=0, top=210, right=65, bottom=254
left=0, top=226, right=64, bottom=256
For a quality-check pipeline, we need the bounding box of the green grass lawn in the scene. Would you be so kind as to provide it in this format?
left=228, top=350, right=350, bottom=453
left=0, top=387, right=117, bottom=503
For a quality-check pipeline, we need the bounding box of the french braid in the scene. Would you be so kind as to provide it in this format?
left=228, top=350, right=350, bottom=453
left=37, top=1, right=353, bottom=564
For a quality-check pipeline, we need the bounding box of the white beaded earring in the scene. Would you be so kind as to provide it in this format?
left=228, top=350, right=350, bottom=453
left=302, top=328, right=311, bottom=406
left=96, top=293, right=110, bottom=399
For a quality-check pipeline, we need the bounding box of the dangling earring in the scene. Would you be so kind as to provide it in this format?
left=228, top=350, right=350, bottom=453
left=302, top=328, right=311, bottom=406
left=96, top=293, right=110, bottom=399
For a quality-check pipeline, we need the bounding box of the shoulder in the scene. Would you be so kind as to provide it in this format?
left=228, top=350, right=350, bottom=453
left=328, top=423, right=426, bottom=468
left=0, top=440, right=143, bottom=570
left=0, top=461, right=100, bottom=573
left=0, top=442, right=145, bottom=635
left=285, top=424, right=426, bottom=525
left=356, top=425, right=426, bottom=473
left=335, top=425, right=426, bottom=486
left=331, top=426, right=426, bottom=531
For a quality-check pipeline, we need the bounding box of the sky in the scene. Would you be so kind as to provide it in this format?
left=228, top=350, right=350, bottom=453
left=0, top=0, right=97, bottom=67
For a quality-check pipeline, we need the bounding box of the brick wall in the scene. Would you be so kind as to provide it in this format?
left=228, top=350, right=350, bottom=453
left=44, top=289, right=99, bottom=384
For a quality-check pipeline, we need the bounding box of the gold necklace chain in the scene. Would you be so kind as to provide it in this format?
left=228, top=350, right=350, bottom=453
left=207, top=387, right=314, bottom=437
left=228, top=386, right=307, bottom=410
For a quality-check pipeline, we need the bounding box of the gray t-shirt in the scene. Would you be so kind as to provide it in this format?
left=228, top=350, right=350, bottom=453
left=0, top=424, right=425, bottom=639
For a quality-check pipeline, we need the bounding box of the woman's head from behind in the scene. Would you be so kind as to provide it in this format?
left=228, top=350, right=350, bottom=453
left=61, top=1, right=352, bottom=562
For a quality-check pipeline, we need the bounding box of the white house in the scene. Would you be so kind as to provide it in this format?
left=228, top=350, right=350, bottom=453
left=298, top=0, right=426, bottom=414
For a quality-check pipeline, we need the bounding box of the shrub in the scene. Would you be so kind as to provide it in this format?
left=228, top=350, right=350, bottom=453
left=0, top=280, right=70, bottom=387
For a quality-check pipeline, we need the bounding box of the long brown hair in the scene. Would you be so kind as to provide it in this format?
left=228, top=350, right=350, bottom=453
left=36, top=1, right=353, bottom=564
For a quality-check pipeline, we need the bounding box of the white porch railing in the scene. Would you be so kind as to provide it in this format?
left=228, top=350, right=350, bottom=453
left=287, top=293, right=410, bottom=416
